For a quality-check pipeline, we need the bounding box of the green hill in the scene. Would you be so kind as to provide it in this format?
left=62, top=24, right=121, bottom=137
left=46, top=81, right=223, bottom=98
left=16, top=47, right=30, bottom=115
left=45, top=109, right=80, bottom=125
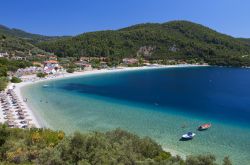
left=0, top=24, right=68, bottom=55
left=238, top=38, right=250, bottom=44
left=0, top=34, right=46, bottom=55
left=37, top=21, right=250, bottom=66
left=0, top=25, right=57, bottom=55
left=0, top=24, right=65, bottom=44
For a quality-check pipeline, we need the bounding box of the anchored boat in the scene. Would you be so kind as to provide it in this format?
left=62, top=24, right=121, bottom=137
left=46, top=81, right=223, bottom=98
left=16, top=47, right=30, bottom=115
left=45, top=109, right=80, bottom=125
left=181, top=132, right=196, bottom=140
left=198, top=123, right=211, bottom=131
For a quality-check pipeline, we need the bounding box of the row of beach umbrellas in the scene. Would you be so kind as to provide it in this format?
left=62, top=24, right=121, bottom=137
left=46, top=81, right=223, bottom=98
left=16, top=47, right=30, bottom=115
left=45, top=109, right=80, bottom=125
left=0, top=90, right=33, bottom=128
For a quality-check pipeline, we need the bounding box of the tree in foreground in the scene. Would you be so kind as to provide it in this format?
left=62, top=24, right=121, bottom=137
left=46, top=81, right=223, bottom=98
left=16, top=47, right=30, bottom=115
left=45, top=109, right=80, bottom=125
left=10, top=77, right=22, bottom=83
left=0, top=125, right=233, bottom=165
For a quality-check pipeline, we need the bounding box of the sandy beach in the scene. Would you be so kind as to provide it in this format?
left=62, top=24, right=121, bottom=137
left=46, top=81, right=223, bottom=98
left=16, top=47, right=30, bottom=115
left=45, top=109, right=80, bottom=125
left=6, top=64, right=207, bottom=129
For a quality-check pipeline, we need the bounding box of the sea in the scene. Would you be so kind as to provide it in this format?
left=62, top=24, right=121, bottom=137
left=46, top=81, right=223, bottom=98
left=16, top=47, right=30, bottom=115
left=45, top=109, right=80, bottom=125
left=21, top=66, right=250, bottom=165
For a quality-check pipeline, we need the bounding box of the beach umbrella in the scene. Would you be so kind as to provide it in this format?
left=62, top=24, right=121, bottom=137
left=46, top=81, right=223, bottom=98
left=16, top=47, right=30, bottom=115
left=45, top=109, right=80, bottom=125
left=6, top=116, right=15, bottom=120
left=6, top=115, right=15, bottom=119
left=26, top=119, right=32, bottom=122
left=7, top=110, right=14, bottom=113
left=18, top=112, right=25, bottom=116
left=6, top=112, right=14, bottom=116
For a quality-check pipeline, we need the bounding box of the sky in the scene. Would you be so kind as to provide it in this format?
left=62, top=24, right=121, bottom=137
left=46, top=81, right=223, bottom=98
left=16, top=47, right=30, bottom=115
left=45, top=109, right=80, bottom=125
left=1, top=0, right=250, bottom=37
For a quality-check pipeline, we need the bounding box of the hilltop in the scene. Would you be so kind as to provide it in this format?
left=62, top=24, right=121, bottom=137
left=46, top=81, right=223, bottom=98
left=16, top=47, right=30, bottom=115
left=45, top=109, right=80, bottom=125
left=0, top=24, right=66, bottom=44
left=36, top=20, right=250, bottom=66
left=1, top=21, right=250, bottom=66
left=0, top=24, right=67, bottom=56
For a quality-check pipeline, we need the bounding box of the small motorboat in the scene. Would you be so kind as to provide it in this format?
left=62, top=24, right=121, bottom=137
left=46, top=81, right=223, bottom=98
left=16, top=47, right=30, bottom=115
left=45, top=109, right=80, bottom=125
left=181, top=132, right=196, bottom=140
left=198, top=123, right=211, bottom=131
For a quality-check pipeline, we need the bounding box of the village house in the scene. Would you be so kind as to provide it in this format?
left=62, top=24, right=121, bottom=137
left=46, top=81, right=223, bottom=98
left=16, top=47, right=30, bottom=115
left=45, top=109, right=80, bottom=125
left=11, top=56, right=27, bottom=60
left=99, top=61, right=108, bottom=69
left=0, top=52, right=9, bottom=58
left=32, top=62, right=43, bottom=67
left=80, top=56, right=107, bottom=62
left=74, top=61, right=92, bottom=71
left=80, top=57, right=90, bottom=62
left=122, top=58, right=139, bottom=65
left=43, top=60, right=60, bottom=74
left=15, top=66, right=43, bottom=77
left=49, top=55, right=58, bottom=60
left=36, top=54, right=47, bottom=59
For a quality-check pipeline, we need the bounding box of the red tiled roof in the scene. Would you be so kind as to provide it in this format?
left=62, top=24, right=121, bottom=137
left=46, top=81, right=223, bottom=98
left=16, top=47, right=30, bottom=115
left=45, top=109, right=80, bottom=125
left=44, top=60, right=58, bottom=63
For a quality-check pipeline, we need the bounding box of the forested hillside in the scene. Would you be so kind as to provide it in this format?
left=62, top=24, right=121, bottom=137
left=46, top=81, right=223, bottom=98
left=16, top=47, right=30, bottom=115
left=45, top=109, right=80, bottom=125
left=1, top=21, right=250, bottom=66
left=37, top=21, right=250, bottom=66
left=0, top=34, right=46, bottom=55
left=0, top=24, right=65, bottom=55
left=0, top=24, right=65, bottom=44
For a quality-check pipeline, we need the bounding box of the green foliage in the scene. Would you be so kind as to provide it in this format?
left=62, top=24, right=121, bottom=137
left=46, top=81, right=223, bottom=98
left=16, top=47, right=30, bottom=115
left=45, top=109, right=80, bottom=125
left=0, top=126, right=232, bottom=165
left=37, top=21, right=250, bottom=67
left=0, top=24, right=66, bottom=44
left=0, top=77, right=8, bottom=91
left=0, top=58, right=32, bottom=72
left=0, top=25, right=54, bottom=56
left=90, top=59, right=100, bottom=68
left=10, top=76, right=22, bottom=83
left=36, top=72, right=47, bottom=78
left=0, top=58, right=32, bottom=91
left=0, top=65, right=7, bottom=77
left=223, top=156, right=232, bottom=165
left=0, top=125, right=9, bottom=147
left=185, top=154, right=217, bottom=165
left=66, top=68, right=74, bottom=73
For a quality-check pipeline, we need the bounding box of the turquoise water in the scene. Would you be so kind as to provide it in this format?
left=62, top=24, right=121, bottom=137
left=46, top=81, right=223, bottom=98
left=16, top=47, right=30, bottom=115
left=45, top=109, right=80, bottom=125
left=22, top=67, right=250, bottom=164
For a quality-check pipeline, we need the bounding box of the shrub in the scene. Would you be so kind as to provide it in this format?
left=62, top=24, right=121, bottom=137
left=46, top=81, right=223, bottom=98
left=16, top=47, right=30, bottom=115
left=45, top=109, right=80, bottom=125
left=0, top=77, right=8, bottom=91
left=0, top=126, right=233, bottom=165
left=223, top=156, right=232, bottom=165
left=36, top=72, right=47, bottom=78
left=66, top=68, right=74, bottom=73
left=186, top=154, right=217, bottom=165
left=10, top=76, right=22, bottom=83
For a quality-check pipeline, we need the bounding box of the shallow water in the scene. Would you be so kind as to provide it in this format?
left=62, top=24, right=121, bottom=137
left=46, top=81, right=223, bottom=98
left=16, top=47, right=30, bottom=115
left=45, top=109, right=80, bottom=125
left=22, top=67, right=250, bottom=164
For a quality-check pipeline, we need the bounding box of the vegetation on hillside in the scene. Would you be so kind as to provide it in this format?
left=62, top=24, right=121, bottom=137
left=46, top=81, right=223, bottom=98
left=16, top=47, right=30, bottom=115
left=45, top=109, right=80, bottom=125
left=0, top=24, right=65, bottom=56
left=0, top=58, right=32, bottom=73
left=10, top=76, right=22, bottom=83
left=1, top=21, right=250, bottom=67
left=0, top=34, right=48, bottom=56
left=36, top=72, right=47, bottom=78
left=37, top=21, right=250, bottom=67
left=0, top=58, right=32, bottom=91
left=0, top=77, right=8, bottom=91
left=0, top=125, right=231, bottom=165
left=0, top=24, right=66, bottom=44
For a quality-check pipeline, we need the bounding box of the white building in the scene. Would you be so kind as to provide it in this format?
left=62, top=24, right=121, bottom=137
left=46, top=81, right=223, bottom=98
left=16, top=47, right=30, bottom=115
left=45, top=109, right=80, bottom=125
left=0, top=52, right=9, bottom=58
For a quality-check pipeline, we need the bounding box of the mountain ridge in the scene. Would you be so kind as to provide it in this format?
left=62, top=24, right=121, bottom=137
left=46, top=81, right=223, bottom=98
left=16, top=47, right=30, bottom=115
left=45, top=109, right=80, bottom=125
left=36, top=20, right=250, bottom=66
left=0, top=24, right=68, bottom=44
left=1, top=21, right=250, bottom=66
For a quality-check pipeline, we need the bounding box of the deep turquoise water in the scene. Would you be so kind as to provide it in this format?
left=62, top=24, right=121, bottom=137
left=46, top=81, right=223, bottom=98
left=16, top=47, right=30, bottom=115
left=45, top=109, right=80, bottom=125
left=22, top=67, right=250, bottom=164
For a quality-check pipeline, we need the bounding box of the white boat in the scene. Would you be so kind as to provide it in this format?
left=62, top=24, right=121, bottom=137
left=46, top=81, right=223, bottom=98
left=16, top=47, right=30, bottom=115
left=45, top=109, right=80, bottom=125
left=43, top=85, right=49, bottom=88
left=181, top=132, right=196, bottom=139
